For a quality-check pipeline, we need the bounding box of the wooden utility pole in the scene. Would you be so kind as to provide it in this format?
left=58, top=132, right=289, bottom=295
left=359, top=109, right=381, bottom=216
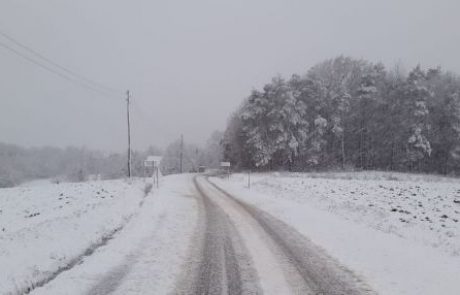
left=126, top=90, right=132, bottom=178
left=179, top=134, right=183, bottom=173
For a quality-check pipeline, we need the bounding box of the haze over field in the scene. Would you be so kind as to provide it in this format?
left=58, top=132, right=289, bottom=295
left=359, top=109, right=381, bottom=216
left=1, top=0, right=460, bottom=151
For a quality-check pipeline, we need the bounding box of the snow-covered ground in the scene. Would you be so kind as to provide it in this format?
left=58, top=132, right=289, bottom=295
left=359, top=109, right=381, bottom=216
left=211, top=172, right=460, bottom=295
left=0, top=178, right=147, bottom=294
left=31, top=174, right=197, bottom=295
left=3, top=172, right=459, bottom=294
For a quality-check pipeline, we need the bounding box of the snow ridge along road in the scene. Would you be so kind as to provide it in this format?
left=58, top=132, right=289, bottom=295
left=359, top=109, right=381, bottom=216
left=177, top=175, right=374, bottom=295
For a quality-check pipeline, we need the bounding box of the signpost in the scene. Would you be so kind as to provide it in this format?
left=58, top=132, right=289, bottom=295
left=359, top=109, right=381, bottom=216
left=145, top=156, right=162, bottom=188
left=220, top=162, right=231, bottom=179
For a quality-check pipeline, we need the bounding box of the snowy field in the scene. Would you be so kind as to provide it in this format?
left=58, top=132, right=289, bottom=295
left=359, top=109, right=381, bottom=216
left=227, top=171, right=460, bottom=255
left=31, top=174, right=197, bottom=295
left=0, top=178, right=147, bottom=294
left=211, top=171, right=460, bottom=295
left=2, top=172, right=459, bottom=295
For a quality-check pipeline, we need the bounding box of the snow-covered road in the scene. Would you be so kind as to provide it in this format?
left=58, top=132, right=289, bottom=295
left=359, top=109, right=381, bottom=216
left=181, top=176, right=372, bottom=294
left=29, top=175, right=372, bottom=294
left=3, top=172, right=459, bottom=294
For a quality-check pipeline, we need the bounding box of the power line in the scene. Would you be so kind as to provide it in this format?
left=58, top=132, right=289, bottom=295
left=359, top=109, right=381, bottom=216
left=0, top=33, right=123, bottom=98
left=0, top=40, right=118, bottom=99
left=0, top=30, right=132, bottom=168
left=0, top=29, right=121, bottom=96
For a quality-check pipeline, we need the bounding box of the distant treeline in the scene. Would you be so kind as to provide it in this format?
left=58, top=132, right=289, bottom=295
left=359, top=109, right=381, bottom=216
left=160, top=131, right=223, bottom=174
left=0, top=143, right=162, bottom=187
left=223, top=56, right=460, bottom=174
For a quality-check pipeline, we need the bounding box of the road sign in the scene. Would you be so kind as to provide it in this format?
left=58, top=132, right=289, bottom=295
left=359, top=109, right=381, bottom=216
left=220, top=162, right=231, bottom=167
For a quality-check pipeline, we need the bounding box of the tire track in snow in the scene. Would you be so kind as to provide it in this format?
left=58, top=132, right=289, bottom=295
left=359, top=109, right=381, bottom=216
left=202, top=176, right=376, bottom=295
left=172, top=177, right=261, bottom=294
left=198, top=177, right=303, bottom=294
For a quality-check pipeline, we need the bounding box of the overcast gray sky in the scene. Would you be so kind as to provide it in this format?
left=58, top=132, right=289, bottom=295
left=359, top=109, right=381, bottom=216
left=1, top=0, right=459, bottom=152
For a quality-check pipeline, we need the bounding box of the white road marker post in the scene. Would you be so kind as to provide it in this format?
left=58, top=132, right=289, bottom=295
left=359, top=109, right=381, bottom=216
left=248, top=170, right=251, bottom=189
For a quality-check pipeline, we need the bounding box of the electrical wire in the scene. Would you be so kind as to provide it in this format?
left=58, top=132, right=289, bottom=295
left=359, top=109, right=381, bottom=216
left=0, top=40, right=118, bottom=99
left=0, top=29, right=121, bottom=95
left=0, top=30, right=123, bottom=98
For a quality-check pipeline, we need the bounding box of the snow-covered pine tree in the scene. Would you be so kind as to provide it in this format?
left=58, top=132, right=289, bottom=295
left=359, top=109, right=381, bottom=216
left=445, top=92, right=460, bottom=169
left=426, top=69, right=460, bottom=173
left=354, top=64, right=382, bottom=169
left=307, top=115, right=328, bottom=166
left=240, top=89, right=273, bottom=168
left=404, top=65, right=432, bottom=171
left=331, top=91, right=350, bottom=169
left=290, top=76, right=327, bottom=168
left=222, top=111, right=247, bottom=168
left=264, top=76, right=309, bottom=169
left=222, top=56, right=460, bottom=174
left=307, top=56, right=368, bottom=168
